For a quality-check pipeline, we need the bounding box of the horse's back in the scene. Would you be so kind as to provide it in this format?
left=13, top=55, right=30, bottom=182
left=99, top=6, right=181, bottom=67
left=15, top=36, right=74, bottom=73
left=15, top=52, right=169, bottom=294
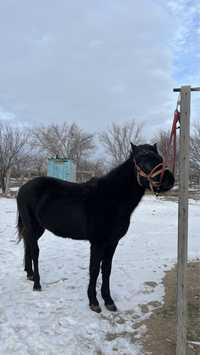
left=17, top=176, right=93, bottom=240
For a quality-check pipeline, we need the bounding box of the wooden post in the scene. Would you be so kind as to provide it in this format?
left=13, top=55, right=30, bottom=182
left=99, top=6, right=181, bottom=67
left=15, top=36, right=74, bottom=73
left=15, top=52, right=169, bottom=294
left=173, top=86, right=200, bottom=354
left=176, top=86, right=191, bottom=355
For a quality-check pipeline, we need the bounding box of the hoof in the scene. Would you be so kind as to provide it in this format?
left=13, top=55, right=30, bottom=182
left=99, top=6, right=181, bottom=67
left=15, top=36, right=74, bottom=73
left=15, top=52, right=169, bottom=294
left=90, top=304, right=102, bottom=313
left=33, top=285, right=42, bottom=291
left=105, top=303, right=118, bottom=312
left=27, top=275, right=34, bottom=281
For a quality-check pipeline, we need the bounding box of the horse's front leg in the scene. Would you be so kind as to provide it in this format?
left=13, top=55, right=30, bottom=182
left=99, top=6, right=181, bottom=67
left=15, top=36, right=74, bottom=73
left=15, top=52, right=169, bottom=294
left=101, top=242, right=118, bottom=311
left=88, top=244, right=103, bottom=313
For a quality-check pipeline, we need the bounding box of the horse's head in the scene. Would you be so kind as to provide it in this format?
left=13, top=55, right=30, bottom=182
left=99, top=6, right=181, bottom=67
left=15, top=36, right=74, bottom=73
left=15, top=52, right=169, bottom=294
left=131, top=143, right=175, bottom=194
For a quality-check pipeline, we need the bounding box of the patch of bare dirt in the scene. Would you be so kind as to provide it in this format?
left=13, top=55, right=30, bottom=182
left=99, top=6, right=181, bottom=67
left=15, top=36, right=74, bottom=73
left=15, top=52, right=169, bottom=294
left=139, top=261, right=200, bottom=355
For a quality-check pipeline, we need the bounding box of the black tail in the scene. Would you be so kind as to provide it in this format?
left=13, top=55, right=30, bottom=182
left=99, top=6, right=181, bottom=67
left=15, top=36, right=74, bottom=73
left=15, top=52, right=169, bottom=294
left=17, top=208, right=24, bottom=243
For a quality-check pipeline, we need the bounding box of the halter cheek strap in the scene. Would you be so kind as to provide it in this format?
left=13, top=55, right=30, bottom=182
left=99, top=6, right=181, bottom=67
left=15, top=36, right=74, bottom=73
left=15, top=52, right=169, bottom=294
left=134, top=159, right=166, bottom=193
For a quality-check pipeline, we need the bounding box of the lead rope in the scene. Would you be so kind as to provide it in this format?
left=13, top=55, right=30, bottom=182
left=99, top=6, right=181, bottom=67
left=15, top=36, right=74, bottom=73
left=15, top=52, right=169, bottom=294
left=163, top=94, right=181, bottom=175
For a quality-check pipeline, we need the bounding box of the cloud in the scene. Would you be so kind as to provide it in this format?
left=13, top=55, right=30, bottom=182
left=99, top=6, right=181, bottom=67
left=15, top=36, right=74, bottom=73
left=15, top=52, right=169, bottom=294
left=0, top=0, right=198, bottom=139
left=0, top=106, right=16, bottom=121
left=165, top=0, right=200, bottom=124
left=166, top=0, right=200, bottom=82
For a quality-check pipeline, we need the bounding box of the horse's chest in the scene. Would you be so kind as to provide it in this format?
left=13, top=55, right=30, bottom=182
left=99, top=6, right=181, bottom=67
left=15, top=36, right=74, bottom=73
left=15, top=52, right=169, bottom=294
left=112, top=210, right=131, bottom=238
left=90, top=203, right=131, bottom=239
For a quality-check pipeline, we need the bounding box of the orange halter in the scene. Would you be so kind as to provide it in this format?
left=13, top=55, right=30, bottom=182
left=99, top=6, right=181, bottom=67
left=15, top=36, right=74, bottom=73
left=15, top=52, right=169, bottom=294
left=134, top=160, right=166, bottom=193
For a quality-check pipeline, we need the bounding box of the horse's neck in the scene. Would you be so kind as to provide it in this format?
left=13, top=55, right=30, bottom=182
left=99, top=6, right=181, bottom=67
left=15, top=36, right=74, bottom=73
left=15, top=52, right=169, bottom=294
left=103, top=158, right=145, bottom=204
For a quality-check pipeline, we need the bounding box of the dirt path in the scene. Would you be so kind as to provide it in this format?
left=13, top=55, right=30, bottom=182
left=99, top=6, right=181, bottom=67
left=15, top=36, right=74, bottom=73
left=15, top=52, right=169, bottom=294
left=138, top=261, right=200, bottom=355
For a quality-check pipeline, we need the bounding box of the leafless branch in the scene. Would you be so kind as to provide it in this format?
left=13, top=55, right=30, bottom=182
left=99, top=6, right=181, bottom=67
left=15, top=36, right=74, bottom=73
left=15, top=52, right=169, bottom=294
left=0, top=121, right=29, bottom=194
left=100, top=120, right=144, bottom=166
left=32, top=123, right=95, bottom=169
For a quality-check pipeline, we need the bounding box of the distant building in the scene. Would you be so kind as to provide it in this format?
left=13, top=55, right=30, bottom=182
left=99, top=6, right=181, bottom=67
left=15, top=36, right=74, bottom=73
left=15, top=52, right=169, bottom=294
left=47, top=158, right=76, bottom=182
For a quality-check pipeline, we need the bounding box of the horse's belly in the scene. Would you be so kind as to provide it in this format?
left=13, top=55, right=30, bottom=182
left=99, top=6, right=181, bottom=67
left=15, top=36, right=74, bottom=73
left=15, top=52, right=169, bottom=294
left=38, top=200, right=87, bottom=239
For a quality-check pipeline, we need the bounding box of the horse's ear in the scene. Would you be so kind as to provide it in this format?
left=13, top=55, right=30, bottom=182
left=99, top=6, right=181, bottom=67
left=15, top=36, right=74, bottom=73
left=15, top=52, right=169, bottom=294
left=153, top=143, right=158, bottom=153
left=130, top=142, right=137, bottom=155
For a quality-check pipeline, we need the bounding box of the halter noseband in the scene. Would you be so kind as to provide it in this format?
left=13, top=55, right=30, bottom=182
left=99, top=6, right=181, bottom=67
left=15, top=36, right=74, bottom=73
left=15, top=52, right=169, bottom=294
left=134, top=159, right=165, bottom=193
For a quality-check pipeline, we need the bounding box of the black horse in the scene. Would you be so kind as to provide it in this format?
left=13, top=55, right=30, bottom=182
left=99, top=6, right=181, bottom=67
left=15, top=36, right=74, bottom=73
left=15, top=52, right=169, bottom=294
left=17, top=143, right=174, bottom=313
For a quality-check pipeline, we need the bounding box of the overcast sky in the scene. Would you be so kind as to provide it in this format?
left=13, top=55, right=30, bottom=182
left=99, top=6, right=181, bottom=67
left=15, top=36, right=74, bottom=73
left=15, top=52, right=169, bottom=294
left=0, top=0, right=200, bottom=138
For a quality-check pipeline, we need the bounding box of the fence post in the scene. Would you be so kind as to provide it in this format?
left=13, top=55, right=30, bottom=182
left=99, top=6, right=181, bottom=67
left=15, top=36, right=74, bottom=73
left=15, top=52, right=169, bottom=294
left=176, top=85, right=191, bottom=355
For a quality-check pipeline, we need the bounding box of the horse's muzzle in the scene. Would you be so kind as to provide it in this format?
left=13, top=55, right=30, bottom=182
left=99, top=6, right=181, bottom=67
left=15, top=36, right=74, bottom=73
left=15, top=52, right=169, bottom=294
left=157, top=169, right=175, bottom=193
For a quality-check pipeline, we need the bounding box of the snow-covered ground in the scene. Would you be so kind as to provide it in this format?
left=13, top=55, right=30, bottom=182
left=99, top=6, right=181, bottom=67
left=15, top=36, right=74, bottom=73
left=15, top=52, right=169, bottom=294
left=0, top=196, right=199, bottom=355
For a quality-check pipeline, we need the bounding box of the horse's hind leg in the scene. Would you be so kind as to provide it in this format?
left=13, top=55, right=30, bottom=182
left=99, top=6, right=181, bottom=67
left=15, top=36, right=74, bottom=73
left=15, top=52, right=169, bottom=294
left=24, top=225, right=44, bottom=283
left=24, top=225, right=44, bottom=290
left=24, top=244, right=34, bottom=281
left=31, top=239, right=41, bottom=291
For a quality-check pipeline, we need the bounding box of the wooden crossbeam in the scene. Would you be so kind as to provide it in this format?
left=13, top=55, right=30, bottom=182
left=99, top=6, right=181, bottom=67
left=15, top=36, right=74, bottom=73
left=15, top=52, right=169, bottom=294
left=173, top=87, right=200, bottom=92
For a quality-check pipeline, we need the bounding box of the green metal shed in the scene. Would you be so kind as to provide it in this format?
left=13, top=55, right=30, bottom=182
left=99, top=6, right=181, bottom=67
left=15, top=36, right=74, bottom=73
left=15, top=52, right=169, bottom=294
left=47, top=158, right=76, bottom=182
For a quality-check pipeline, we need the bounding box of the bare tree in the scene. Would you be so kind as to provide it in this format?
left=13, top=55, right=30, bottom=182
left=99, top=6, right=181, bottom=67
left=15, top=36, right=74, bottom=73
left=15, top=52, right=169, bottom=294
left=33, top=123, right=95, bottom=169
left=190, top=122, right=200, bottom=174
left=152, top=129, right=171, bottom=156
left=13, top=151, right=47, bottom=179
left=29, top=153, right=47, bottom=176
left=78, top=158, right=106, bottom=181
left=0, top=121, right=28, bottom=195
left=100, top=120, right=144, bottom=166
left=152, top=128, right=179, bottom=174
